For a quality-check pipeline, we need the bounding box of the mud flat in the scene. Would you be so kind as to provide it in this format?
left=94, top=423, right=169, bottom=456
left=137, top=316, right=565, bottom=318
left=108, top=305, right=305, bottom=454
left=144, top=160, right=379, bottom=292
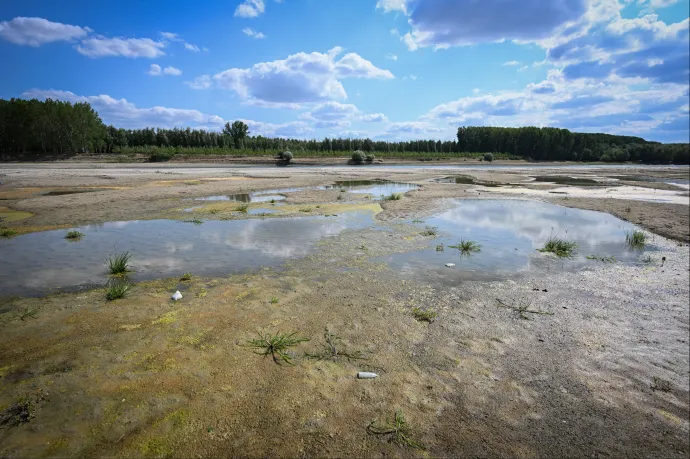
left=0, top=162, right=688, bottom=458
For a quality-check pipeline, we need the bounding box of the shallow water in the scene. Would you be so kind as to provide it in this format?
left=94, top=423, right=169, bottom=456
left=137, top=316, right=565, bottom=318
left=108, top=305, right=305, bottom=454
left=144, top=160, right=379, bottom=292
left=0, top=211, right=375, bottom=297
left=383, top=200, right=648, bottom=284
left=532, top=175, right=612, bottom=186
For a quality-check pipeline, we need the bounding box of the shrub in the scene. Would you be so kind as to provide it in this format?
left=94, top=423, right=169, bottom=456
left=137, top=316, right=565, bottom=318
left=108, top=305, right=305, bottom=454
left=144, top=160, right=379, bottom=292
left=149, top=152, right=174, bottom=162
left=279, top=151, right=293, bottom=162
left=483, top=153, right=494, bottom=162
left=365, top=153, right=375, bottom=162
left=352, top=150, right=365, bottom=163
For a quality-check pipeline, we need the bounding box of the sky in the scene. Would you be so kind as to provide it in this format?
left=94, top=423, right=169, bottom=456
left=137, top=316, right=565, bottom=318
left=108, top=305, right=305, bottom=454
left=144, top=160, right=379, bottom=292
left=0, top=0, right=688, bottom=143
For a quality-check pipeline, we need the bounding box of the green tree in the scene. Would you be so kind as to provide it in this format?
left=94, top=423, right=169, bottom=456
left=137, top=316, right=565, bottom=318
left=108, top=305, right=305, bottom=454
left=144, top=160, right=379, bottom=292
left=224, top=121, right=249, bottom=149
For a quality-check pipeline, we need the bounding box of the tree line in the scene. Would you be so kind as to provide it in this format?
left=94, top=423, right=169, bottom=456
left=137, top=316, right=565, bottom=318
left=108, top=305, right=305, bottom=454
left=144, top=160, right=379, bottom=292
left=0, top=98, right=687, bottom=164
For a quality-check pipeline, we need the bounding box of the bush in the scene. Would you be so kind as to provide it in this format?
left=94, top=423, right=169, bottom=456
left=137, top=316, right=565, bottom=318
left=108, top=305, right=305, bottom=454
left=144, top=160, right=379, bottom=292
left=351, top=150, right=365, bottom=163
left=279, top=151, right=293, bottom=162
left=365, top=153, right=375, bottom=162
left=483, top=153, right=494, bottom=162
left=149, top=152, right=174, bottom=162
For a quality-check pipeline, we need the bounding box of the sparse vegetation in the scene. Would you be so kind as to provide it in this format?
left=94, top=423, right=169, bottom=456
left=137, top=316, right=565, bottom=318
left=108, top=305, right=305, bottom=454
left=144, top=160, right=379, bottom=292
left=435, top=244, right=444, bottom=252
left=236, top=203, right=249, bottom=213
left=306, top=328, right=366, bottom=361
left=411, top=219, right=424, bottom=223
left=269, top=297, right=279, bottom=304
left=209, top=208, right=221, bottom=215
left=412, top=308, right=437, bottom=323
left=483, top=153, right=494, bottom=162
left=299, top=207, right=313, bottom=212
left=495, top=298, right=554, bottom=320
left=384, top=193, right=402, bottom=201
left=651, top=377, right=672, bottom=392
left=183, top=218, right=204, bottom=225
left=625, top=230, right=646, bottom=249
left=180, top=272, right=193, bottom=281
left=538, top=236, right=578, bottom=258
left=641, top=254, right=654, bottom=264
left=105, top=279, right=132, bottom=301
left=449, top=239, right=482, bottom=254
left=244, top=331, right=310, bottom=365
left=0, top=228, right=18, bottom=238
left=106, top=252, right=132, bottom=275
left=365, top=153, right=375, bottom=162
left=65, top=230, right=85, bottom=240
left=367, top=411, right=425, bottom=449
left=421, top=225, right=438, bottom=236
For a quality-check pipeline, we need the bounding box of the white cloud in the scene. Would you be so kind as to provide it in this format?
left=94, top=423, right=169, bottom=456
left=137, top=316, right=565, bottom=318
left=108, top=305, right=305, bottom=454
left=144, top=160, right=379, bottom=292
left=235, top=0, right=265, bottom=18
left=376, top=0, right=407, bottom=13
left=385, top=53, right=398, bottom=60
left=184, top=42, right=201, bottom=52
left=185, top=75, right=212, bottom=89
left=22, top=89, right=226, bottom=129
left=386, top=0, right=588, bottom=50
left=242, top=28, right=266, bottom=39
left=163, top=66, right=182, bottom=76
left=503, top=61, right=521, bottom=66
left=194, top=47, right=393, bottom=107
left=161, top=31, right=202, bottom=52
left=147, top=64, right=162, bottom=76
left=360, top=113, right=389, bottom=122
left=0, top=17, right=90, bottom=46
left=77, top=36, right=166, bottom=58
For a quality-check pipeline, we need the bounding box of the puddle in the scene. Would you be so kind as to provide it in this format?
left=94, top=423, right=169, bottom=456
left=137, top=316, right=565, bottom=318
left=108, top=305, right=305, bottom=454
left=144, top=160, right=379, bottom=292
left=609, top=175, right=690, bottom=189
left=324, top=180, right=419, bottom=198
left=196, top=194, right=287, bottom=203
left=43, top=189, right=111, bottom=196
left=247, top=208, right=278, bottom=215
left=382, top=199, right=648, bottom=285
left=532, top=176, right=612, bottom=186
left=0, top=211, right=375, bottom=297
left=433, top=176, right=476, bottom=184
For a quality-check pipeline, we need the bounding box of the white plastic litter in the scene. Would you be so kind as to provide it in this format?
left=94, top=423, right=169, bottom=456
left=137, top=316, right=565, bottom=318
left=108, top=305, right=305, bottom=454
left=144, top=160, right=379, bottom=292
left=357, top=372, right=378, bottom=379
left=445, top=263, right=456, bottom=267
left=172, top=291, right=183, bottom=301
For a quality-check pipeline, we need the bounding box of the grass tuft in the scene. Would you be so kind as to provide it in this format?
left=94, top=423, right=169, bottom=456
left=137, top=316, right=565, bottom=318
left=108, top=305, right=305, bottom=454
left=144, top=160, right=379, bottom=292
left=449, top=239, right=482, bottom=255
left=180, top=272, right=193, bottom=281
left=538, top=237, right=577, bottom=258
left=412, top=308, right=437, bottom=323
left=236, top=203, right=249, bottom=213
left=625, top=230, right=646, bottom=249
left=106, top=252, right=132, bottom=275
left=65, top=230, right=85, bottom=240
left=367, top=411, right=425, bottom=449
left=0, top=229, right=19, bottom=238
left=299, top=207, right=313, bottom=213
left=269, top=297, right=279, bottom=304
left=384, top=193, right=402, bottom=201
left=183, top=218, right=204, bottom=225
left=105, top=279, right=132, bottom=301
left=244, top=331, right=310, bottom=365
left=421, top=225, right=438, bottom=236
left=435, top=244, right=444, bottom=252
left=306, top=328, right=367, bottom=361
left=586, top=255, right=616, bottom=263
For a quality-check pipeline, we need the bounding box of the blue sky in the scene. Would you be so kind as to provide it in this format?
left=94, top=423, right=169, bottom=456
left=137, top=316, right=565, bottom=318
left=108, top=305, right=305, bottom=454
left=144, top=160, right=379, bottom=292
left=1, top=0, right=688, bottom=142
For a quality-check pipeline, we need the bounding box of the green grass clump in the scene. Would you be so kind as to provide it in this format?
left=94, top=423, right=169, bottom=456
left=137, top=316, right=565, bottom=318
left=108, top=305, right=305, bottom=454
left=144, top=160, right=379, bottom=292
left=106, top=252, right=132, bottom=275
left=236, top=203, right=249, bottom=213
left=367, top=411, right=425, bottom=449
left=105, top=279, right=132, bottom=301
left=183, top=218, right=204, bottom=225
left=435, top=244, right=444, bottom=252
left=625, top=230, right=646, bottom=249
left=299, top=207, right=313, bottom=213
left=384, top=193, right=402, bottom=201
left=449, top=239, right=482, bottom=254
left=538, top=237, right=578, bottom=258
left=180, top=272, right=193, bottom=281
left=245, top=331, right=310, bottom=365
left=65, top=230, right=85, bottom=240
left=412, top=308, right=437, bottom=323
left=0, top=229, right=18, bottom=238
left=421, top=225, right=438, bottom=236
left=269, top=297, right=279, bottom=304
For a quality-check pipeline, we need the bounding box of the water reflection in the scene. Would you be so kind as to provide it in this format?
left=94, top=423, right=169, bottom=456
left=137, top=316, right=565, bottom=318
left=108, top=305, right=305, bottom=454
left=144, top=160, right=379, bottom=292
left=0, top=211, right=375, bottom=297
left=383, top=199, right=645, bottom=284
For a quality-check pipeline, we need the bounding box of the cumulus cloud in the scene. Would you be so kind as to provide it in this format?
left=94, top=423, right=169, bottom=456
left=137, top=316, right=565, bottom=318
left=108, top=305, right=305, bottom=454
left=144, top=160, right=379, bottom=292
left=503, top=61, right=521, bottom=66
left=235, top=0, right=265, bottom=18
left=386, top=53, right=398, bottom=60
left=77, top=36, right=166, bottom=58
left=242, top=28, right=266, bottom=39
left=185, top=75, right=212, bottom=89
left=0, top=17, right=90, bottom=46
left=160, top=31, right=202, bottom=52
left=192, top=47, right=393, bottom=107
left=22, top=89, right=225, bottom=129
left=360, top=113, right=389, bottom=123
left=421, top=68, right=689, bottom=142
left=382, top=0, right=587, bottom=50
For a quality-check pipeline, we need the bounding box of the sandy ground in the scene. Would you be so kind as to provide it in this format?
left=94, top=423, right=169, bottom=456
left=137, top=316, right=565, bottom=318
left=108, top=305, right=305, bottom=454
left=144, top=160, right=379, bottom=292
left=0, top=162, right=689, bottom=458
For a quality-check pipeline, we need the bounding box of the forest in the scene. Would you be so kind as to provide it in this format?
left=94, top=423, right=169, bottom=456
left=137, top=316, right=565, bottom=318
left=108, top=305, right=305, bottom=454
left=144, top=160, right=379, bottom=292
left=1, top=98, right=688, bottom=164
